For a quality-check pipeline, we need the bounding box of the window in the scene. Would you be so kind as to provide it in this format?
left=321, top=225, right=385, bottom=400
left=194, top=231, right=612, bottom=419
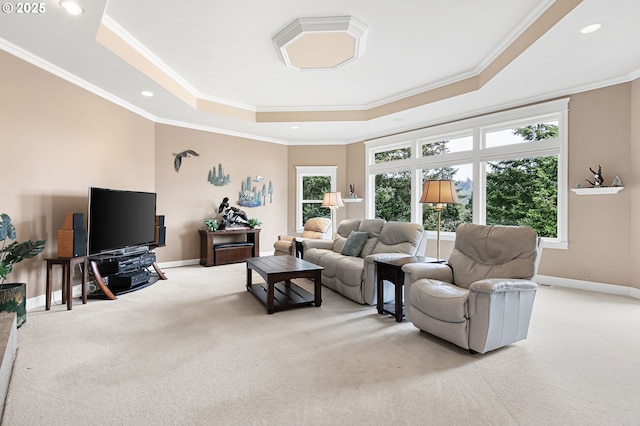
left=295, top=166, right=336, bottom=232
left=365, top=99, right=568, bottom=248
left=374, top=170, right=411, bottom=222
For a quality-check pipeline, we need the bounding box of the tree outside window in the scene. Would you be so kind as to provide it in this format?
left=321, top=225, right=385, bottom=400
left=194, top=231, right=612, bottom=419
left=374, top=170, right=411, bottom=221
left=485, top=124, right=558, bottom=237
left=302, top=176, right=331, bottom=224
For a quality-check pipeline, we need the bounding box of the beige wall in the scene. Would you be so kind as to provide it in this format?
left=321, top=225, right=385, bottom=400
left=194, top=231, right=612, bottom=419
left=1, top=51, right=155, bottom=298
left=540, top=84, right=634, bottom=287
left=630, top=79, right=640, bottom=288
left=345, top=142, right=366, bottom=218
left=154, top=124, right=287, bottom=263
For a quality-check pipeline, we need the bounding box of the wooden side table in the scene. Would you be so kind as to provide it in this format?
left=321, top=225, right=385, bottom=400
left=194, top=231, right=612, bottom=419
left=375, top=256, right=442, bottom=322
left=45, top=256, right=88, bottom=310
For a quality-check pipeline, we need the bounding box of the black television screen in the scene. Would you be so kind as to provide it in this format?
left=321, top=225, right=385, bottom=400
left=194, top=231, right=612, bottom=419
left=88, top=187, right=157, bottom=255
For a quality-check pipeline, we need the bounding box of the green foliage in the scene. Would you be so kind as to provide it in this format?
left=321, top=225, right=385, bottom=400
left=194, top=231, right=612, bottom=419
left=485, top=124, right=558, bottom=237
left=302, top=176, right=332, bottom=224
left=247, top=218, right=262, bottom=228
left=0, top=214, right=46, bottom=283
left=375, top=147, right=411, bottom=163
left=204, top=218, right=219, bottom=231
left=302, top=176, right=331, bottom=199
left=375, top=170, right=411, bottom=221
left=303, top=203, right=330, bottom=224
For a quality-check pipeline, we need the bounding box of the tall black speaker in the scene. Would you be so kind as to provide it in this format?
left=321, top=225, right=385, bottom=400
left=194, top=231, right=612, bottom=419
left=154, top=226, right=166, bottom=246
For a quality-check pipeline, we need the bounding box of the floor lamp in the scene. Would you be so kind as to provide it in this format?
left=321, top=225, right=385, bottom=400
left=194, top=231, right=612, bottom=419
left=321, top=192, right=344, bottom=234
left=420, top=180, right=458, bottom=261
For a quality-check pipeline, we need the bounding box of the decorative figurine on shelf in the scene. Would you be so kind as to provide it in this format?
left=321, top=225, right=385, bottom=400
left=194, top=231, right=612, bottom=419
left=218, top=197, right=249, bottom=228
left=585, top=165, right=604, bottom=187
left=346, top=184, right=358, bottom=199
left=612, top=176, right=622, bottom=187
left=575, top=181, right=582, bottom=188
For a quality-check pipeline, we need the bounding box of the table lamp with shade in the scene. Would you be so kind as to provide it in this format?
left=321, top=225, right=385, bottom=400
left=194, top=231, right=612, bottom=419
left=419, top=180, right=458, bottom=261
left=321, top=192, right=344, bottom=234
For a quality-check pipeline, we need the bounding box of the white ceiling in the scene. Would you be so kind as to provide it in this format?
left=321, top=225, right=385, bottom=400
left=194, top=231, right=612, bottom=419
left=1, top=0, right=639, bottom=145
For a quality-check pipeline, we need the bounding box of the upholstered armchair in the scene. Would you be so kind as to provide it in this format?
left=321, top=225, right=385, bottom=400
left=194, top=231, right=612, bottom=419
left=273, top=217, right=332, bottom=256
left=402, top=223, right=542, bottom=354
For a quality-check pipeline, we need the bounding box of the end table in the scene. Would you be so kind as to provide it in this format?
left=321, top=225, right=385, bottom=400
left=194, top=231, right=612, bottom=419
left=45, top=256, right=88, bottom=310
left=375, top=256, right=442, bottom=322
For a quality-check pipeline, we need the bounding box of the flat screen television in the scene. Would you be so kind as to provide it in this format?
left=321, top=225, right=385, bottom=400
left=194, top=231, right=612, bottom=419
left=88, top=187, right=157, bottom=256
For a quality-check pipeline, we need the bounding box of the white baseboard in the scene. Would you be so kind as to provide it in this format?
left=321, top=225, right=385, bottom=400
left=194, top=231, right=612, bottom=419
left=536, top=275, right=640, bottom=300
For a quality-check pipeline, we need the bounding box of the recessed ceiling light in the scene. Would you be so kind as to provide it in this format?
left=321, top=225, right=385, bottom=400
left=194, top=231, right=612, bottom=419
left=141, top=91, right=154, bottom=97
left=581, top=23, right=602, bottom=34
left=59, top=1, right=84, bottom=15
left=291, top=125, right=300, bottom=129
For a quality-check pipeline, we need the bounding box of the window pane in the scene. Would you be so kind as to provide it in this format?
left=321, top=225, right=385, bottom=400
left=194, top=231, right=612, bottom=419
left=485, top=121, right=558, bottom=148
left=421, top=136, right=472, bottom=157
left=421, top=164, right=472, bottom=232
left=302, top=176, right=331, bottom=200
left=485, top=155, right=558, bottom=238
left=303, top=202, right=330, bottom=224
left=374, top=170, right=411, bottom=221
left=374, top=147, right=411, bottom=163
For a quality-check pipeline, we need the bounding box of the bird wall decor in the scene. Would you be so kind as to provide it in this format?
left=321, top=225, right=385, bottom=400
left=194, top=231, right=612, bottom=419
left=173, top=149, right=199, bottom=172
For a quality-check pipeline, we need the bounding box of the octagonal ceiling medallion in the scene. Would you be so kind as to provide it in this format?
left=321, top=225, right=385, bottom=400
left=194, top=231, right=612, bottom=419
left=272, top=16, right=368, bottom=71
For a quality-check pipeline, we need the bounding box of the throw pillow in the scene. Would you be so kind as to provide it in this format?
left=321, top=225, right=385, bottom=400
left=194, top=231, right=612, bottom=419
left=341, top=231, right=369, bottom=257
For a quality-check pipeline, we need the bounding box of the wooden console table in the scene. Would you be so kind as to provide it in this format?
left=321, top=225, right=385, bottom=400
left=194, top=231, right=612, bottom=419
left=199, top=228, right=260, bottom=266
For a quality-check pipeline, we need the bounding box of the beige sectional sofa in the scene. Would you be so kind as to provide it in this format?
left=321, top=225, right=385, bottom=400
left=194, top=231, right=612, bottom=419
left=302, top=219, right=426, bottom=305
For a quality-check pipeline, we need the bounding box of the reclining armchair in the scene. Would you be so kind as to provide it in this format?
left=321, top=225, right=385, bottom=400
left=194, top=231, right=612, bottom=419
left=273, top=217, right=332, bottom=257
left=402, top=223, right=542, bottom=354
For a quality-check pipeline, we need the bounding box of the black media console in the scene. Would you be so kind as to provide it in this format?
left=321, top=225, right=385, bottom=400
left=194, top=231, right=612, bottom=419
left=88, top=250, right=167, bottom=298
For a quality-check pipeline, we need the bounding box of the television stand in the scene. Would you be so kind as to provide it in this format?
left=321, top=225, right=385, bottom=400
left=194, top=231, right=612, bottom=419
left=88, top=251, right=167, bottom=299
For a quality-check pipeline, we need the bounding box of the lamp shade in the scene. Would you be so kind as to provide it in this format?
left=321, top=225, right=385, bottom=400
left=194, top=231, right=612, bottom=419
left=419, top=180, right=458, bottom=205
left=321, top=192, right=344, bottom=208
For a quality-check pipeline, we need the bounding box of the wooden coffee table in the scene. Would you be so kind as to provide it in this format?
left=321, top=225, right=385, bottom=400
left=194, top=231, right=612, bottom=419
left=246, top=255, right=323, bottom=314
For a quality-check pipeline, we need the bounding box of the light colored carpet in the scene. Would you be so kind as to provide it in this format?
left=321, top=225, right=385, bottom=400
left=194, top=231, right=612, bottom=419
left=2, top=263, right=639, bottom=425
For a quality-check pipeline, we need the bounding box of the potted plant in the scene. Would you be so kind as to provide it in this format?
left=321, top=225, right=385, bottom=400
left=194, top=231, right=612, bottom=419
left=0, top=213, right=46, bottom=328
left=247, top=218, right=262, bottom=229
left=204, top=218, right=219, bottom=231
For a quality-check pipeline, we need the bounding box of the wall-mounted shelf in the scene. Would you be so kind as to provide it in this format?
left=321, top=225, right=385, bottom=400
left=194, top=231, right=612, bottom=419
left=570, top=187, right=624, bottom=195
left=343, top=198, right=363, bottom=203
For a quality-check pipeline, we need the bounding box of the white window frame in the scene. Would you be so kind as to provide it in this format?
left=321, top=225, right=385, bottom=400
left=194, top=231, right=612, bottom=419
left=364, top=98, right=569, bottom=249
left=295, top=166, right=337, bottom=233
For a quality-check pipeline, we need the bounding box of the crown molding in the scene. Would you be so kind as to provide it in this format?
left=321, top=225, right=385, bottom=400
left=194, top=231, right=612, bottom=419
left=0, top=36, right=156, bottom=121
left=474, top=0, right=556, bottom=72
left=628, top=68, right=640, bottom=81
left=153, top=118, right=288, bottom=145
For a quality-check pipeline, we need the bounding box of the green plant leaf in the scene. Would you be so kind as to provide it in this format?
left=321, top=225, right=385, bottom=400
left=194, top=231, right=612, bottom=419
left=0, top=213, right=16, bottom=241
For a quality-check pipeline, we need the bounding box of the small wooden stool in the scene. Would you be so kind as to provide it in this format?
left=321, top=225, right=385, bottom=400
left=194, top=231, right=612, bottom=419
left=45, top=256, right=88, bottom=310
